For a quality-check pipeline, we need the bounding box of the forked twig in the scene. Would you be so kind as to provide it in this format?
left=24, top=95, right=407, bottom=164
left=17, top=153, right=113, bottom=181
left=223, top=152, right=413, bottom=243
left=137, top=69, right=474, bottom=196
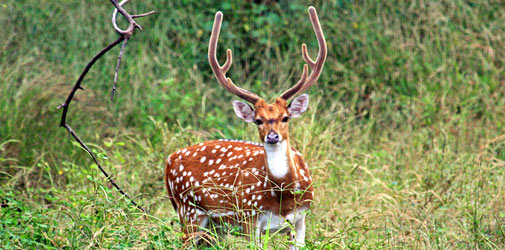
left=58, top=0, right=155, bottom=213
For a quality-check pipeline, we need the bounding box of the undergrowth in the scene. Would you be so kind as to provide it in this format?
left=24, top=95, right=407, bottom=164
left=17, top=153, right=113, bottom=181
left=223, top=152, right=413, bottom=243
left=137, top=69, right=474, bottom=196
left=1, top=0, right=505, bottom=249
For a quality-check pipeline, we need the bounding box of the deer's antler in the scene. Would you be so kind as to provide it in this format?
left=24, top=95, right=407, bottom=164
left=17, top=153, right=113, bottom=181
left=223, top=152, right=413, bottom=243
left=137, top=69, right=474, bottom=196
left=280, top=6, right=327, bottom=100
left=208, top=11, right=261, bottom=104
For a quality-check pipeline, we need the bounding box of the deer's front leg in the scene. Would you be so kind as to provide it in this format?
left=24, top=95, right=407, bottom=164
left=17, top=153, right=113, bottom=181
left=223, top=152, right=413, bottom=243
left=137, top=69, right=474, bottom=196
left=289, top=214, right=306, bottom=250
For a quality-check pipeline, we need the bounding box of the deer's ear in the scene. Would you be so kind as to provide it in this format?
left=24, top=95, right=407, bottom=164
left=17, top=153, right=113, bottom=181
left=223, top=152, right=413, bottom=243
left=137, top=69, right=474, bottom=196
left=232, top=101, right=255, bottom=122
left=288, top=94, right=309, bottom=118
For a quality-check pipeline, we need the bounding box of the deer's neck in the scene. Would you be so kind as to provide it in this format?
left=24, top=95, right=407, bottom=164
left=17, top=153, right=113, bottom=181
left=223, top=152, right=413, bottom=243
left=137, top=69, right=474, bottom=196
left=264, top=139, right=297, bottom=185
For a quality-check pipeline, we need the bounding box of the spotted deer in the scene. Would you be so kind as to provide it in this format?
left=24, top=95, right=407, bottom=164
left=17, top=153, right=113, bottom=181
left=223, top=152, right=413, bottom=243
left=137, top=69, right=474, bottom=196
left=165, top=6, right=326, bottom=249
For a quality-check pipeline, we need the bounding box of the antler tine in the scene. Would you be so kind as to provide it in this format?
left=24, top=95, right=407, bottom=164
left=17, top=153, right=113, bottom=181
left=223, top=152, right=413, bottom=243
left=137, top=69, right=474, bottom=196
left=221, top=49, right=233, bottom=73
left=209, top=11, right=261, bottom=104
left=280, top=64, right=309, bottom=101
left=280, top=6, right=327, bottom=100
left=302, top=44, right=316, bottom=68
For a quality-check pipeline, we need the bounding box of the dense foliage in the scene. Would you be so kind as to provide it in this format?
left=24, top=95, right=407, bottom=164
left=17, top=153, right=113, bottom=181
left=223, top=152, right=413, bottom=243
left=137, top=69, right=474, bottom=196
left=1, top=0, right=505, bottom=248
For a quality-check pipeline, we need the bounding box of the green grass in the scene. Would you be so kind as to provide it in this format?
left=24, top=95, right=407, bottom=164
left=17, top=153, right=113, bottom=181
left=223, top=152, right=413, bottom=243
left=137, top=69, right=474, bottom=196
left=1, top=0, right=505, bottom=248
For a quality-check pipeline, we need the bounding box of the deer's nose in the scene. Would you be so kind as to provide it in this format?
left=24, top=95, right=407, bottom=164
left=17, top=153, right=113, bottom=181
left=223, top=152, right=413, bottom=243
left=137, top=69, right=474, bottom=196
left=266, top=130, right=280, bottom=144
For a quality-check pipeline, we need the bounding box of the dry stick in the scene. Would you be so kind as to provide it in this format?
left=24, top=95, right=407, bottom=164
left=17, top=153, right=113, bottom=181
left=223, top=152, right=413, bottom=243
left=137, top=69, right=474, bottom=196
left=57, top=37, right=145, bottom=213
left=58, top=37, right=123, bottom=122
left=58, top=0, right=154, bottom=213
left=111, top=38, right=129, bottom=101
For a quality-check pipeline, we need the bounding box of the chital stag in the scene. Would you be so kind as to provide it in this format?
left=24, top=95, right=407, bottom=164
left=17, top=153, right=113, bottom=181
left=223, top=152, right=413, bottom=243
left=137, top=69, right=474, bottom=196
left=165, top=6, right=326, bottom=249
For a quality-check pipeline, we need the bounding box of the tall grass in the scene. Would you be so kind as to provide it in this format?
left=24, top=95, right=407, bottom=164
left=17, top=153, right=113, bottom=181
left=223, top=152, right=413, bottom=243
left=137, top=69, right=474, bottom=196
left=1, top=0, right=505, bottom=248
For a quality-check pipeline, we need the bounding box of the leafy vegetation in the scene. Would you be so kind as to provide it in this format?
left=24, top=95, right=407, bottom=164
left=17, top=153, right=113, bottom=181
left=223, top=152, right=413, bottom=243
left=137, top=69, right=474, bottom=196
left=1, top=0, right=505, bottom=248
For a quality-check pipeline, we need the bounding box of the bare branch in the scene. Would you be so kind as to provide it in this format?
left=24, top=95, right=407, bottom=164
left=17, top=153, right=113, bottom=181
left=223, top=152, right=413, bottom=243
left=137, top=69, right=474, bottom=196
left=111, top=0, right=137, bottom=35
left=63, top=123, right=145, bottom=213
left=57, top=37, right=123, bottom=114
left=58, top=0, right=155, bottom=213
left=110, top=0, right=154, bottom=37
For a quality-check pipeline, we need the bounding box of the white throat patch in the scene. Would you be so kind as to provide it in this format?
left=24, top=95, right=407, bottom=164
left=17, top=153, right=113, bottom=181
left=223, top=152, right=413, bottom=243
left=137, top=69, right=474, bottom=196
left=264, top=140, right=290, bottom=179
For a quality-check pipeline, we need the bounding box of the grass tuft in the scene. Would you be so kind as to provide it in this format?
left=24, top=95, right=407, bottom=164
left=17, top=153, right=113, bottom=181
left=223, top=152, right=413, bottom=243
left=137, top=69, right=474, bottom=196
left=1, top=0, right=505, bottom=248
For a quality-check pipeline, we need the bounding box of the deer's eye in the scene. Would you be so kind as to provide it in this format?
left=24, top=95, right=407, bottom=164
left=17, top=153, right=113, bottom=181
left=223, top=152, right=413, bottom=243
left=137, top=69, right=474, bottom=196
left=255, top=119, right=263, bottom=125
left=282, top=116, right=290, bottom=123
